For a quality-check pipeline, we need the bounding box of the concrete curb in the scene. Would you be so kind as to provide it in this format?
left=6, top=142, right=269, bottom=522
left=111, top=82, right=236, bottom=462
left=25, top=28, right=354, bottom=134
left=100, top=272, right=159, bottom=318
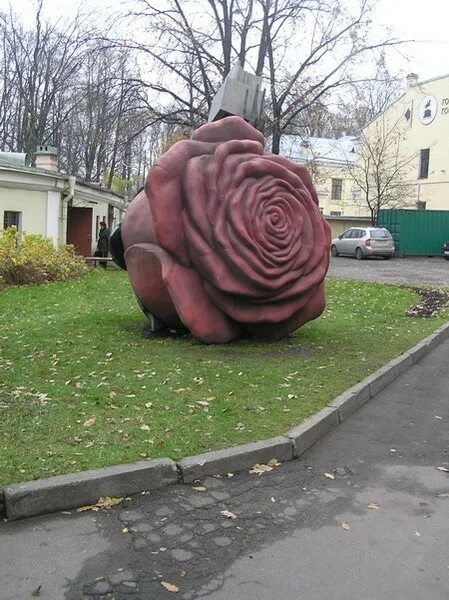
left=3, top=459, right=178, bottom=521
left=178, top=436, right=294, bottom=484
left=2, top=321, right=449, bottom=521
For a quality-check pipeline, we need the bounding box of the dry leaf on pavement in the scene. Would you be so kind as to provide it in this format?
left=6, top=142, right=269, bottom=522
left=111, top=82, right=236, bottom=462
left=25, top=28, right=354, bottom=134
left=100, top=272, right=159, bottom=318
left=192, top=486, right=207, bottom=492
left=161, top=581, right=179, bottom=592
left=367, top=503, right=380, bottom=510
left=221, top=509, right=237, bottom=519
left=76, top=505, right=100, bottom=513
left=249, top=464, right=273, bottom=475
left=76, top=496, right=123, bottom=512
left=341, top=522, right=350, bottom=530
left=324, top=472, right=335, bottom=480
left=249, top=458, right=281, bottom=475
left=437, top=466, right=449, bottom=473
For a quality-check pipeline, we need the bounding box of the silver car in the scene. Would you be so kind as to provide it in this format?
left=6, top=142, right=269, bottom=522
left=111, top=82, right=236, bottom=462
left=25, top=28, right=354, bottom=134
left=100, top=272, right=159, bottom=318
left=331, top=227, right=395, bottom=260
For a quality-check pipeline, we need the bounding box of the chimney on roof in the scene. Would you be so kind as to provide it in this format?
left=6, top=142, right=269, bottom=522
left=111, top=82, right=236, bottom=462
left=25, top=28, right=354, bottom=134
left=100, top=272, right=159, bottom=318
left=34, top=144, right=58, bottom=172
left=406, top=73, right=419, bottom=87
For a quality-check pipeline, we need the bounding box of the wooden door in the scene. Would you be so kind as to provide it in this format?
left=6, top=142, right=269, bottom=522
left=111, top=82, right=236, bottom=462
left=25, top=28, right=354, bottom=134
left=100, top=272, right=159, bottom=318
left=66, top=207, right=93, bottom=256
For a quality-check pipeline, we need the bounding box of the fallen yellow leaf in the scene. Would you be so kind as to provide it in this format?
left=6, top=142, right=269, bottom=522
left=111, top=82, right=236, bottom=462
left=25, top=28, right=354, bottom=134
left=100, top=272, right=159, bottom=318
left=161, top=581, right=179, bottom=592
left=76, top=505, right=100, bottom=513
left=249, top=464, right=273, bottom=475
left=75, top=497, right=122, bottom=512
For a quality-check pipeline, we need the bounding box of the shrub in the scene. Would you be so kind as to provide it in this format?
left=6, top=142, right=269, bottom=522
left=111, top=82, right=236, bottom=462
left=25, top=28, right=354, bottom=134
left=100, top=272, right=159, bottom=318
left=0, top=227, right=87, bottom=287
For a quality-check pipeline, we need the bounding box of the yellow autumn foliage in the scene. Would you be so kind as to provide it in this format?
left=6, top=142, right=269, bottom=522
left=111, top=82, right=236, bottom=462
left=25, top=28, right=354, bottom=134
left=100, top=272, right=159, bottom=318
left=0, top=227, right=87, bottom=287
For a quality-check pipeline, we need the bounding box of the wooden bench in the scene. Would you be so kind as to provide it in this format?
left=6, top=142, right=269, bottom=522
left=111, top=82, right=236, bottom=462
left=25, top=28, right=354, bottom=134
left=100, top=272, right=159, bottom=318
left=85, top=256, right=114, bottom=267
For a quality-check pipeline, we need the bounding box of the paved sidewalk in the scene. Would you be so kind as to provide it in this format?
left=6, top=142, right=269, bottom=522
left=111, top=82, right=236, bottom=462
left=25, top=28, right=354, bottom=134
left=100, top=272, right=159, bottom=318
left=1, top=339, right=449, bottom=600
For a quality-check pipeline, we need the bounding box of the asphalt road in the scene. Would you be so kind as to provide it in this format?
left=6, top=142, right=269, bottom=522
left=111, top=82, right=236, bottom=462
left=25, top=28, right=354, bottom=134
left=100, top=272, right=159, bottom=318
left=1, top=340, right=449, bottom=599
left=328, top=256, right=449, bottom=286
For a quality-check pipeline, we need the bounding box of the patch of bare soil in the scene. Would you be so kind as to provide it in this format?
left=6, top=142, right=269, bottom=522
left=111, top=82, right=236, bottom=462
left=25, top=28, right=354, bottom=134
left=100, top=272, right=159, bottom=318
left=406, top=287, right=449, bottom=318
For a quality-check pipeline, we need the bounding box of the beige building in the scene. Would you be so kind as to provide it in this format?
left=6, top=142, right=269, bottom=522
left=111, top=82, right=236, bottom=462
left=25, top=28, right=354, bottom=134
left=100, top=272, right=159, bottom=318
left=361, top=72, right=449, bottom=212
left=0, top=146, right=124, bottom=255
left=280, top=135, right=368, bottom=217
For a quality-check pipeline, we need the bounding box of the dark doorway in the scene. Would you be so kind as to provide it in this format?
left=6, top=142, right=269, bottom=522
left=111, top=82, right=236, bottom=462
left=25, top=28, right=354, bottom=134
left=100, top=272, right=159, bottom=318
left=66, top=206, right=93, bottom=256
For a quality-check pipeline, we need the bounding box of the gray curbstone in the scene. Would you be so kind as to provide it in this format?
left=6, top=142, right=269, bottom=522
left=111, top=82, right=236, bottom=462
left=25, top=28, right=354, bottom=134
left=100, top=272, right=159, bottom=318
left=387, top=353, right=414, bottom=378
left=286, top=407, right=339, bottom=458
left=177, top=437, right=294, bottom=484
left=0, top=490, right=5, bottom=520
left=436, top=322, right=449, bottom=341
left=329, top=382, right=371, bottom=423
left=426, top=331, right=445, bottom=353
left=408, top=322, right=449, bottom=363
left=4, top=459, right=178, bottom=521
left=406, top=339, right=431, bottom=364
left=366, top=363, right=397, bottom=398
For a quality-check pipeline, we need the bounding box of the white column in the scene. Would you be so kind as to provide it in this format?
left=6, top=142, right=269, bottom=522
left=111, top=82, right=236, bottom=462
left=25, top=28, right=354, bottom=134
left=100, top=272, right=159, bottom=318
left=46, top=191, right=60, bottom=246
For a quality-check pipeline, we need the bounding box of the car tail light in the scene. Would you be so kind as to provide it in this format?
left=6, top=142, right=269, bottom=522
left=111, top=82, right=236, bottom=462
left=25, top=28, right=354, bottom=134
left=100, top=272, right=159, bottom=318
left=365, top=239, right=371, bottom=247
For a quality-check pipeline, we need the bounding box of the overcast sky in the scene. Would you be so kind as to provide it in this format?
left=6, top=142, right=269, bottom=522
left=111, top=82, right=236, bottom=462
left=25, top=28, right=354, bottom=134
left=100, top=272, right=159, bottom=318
left=1, top=0, right=448, bottom=83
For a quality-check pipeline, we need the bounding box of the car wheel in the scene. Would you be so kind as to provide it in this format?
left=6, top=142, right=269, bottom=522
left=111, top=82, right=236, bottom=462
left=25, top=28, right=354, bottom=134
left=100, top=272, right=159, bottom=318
left=330, top=245, right=339, bottom=257
left=355, top=247, right=364, bottom=260
left=383, top=255, right=391, bottom=260
left=445, top=256, right=449, bottom=261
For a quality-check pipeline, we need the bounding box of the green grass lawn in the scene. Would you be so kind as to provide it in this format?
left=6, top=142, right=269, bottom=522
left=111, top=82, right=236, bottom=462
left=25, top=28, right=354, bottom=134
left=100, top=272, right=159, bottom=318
left=0, top=270, right=447, bottom=486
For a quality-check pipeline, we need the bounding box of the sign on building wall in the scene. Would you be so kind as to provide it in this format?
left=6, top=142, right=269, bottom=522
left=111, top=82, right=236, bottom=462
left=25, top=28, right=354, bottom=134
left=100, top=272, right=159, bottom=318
left=418, top=95, right=437, bottom=125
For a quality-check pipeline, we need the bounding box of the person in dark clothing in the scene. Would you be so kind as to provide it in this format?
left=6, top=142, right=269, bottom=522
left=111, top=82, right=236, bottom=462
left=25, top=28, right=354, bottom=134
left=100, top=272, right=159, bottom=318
left=97, top=221, right=110, bottom=268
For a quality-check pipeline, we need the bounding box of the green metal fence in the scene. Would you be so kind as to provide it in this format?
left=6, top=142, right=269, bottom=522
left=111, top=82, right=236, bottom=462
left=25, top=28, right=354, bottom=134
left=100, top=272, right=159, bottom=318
left=377, top=209, right=449, bottom=256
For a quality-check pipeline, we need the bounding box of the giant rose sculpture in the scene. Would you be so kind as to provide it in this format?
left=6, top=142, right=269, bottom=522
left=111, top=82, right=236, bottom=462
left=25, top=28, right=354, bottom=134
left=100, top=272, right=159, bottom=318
left=119, top=116, right=331, bottom=344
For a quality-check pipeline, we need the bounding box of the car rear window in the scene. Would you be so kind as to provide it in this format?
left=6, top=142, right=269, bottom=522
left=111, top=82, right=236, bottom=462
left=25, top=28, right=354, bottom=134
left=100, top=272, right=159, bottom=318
left=370, top=230, right=391, bottom=239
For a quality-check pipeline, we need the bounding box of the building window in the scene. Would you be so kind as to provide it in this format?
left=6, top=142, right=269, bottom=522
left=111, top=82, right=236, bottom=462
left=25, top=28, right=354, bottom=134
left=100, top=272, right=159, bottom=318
left=416, top=201, right=427, bottom=211
left=419, top=149, right=430, bottom=179
left=3, top=211, right=21, bottom=230
left=330, top=211, right=342, bottom=216
left=331, top=178, right=342, bottom=200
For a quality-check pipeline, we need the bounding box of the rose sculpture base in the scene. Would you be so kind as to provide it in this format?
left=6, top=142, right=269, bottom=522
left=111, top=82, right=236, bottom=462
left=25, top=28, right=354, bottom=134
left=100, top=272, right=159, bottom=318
left=118, top=117, right=331, bottom=344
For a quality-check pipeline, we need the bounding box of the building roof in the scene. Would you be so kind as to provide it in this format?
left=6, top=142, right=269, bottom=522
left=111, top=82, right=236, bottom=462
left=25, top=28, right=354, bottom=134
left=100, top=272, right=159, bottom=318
left=279, top=135, right=357, bottom=165
left=0, top=152, right=125, bottom=205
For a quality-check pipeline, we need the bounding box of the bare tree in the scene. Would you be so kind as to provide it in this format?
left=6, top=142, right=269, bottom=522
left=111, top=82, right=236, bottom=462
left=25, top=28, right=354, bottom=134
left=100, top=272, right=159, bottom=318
left=114, top=0, right=407, bottom=153
left=0, top=1, right=94, bottom=163
left=348, top=114, right=417, bottom=224
left=0, top=3, right=153, bottom=199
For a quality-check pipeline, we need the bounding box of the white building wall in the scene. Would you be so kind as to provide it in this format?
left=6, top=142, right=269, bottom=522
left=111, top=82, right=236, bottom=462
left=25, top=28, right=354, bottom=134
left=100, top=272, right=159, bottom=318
left=0, top=188, right=47, bottom=235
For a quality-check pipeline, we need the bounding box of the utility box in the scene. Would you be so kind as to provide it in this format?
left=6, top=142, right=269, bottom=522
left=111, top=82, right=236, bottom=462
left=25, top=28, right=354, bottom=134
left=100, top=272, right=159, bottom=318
left=208, top=64, right=265, bottom=129
left=377, top=209, right=449, bottom=256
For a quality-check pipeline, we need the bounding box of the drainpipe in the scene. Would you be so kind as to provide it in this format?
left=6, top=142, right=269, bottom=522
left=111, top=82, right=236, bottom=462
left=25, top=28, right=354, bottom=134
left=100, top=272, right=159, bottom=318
left=60, top=176, right=76, bottom=243
left=65, top=176, right=76, bottom=202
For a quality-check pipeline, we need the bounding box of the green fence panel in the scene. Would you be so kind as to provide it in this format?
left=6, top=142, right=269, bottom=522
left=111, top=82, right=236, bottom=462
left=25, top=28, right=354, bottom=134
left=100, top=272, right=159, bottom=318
left=377, top=209, right=449, bottom=256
